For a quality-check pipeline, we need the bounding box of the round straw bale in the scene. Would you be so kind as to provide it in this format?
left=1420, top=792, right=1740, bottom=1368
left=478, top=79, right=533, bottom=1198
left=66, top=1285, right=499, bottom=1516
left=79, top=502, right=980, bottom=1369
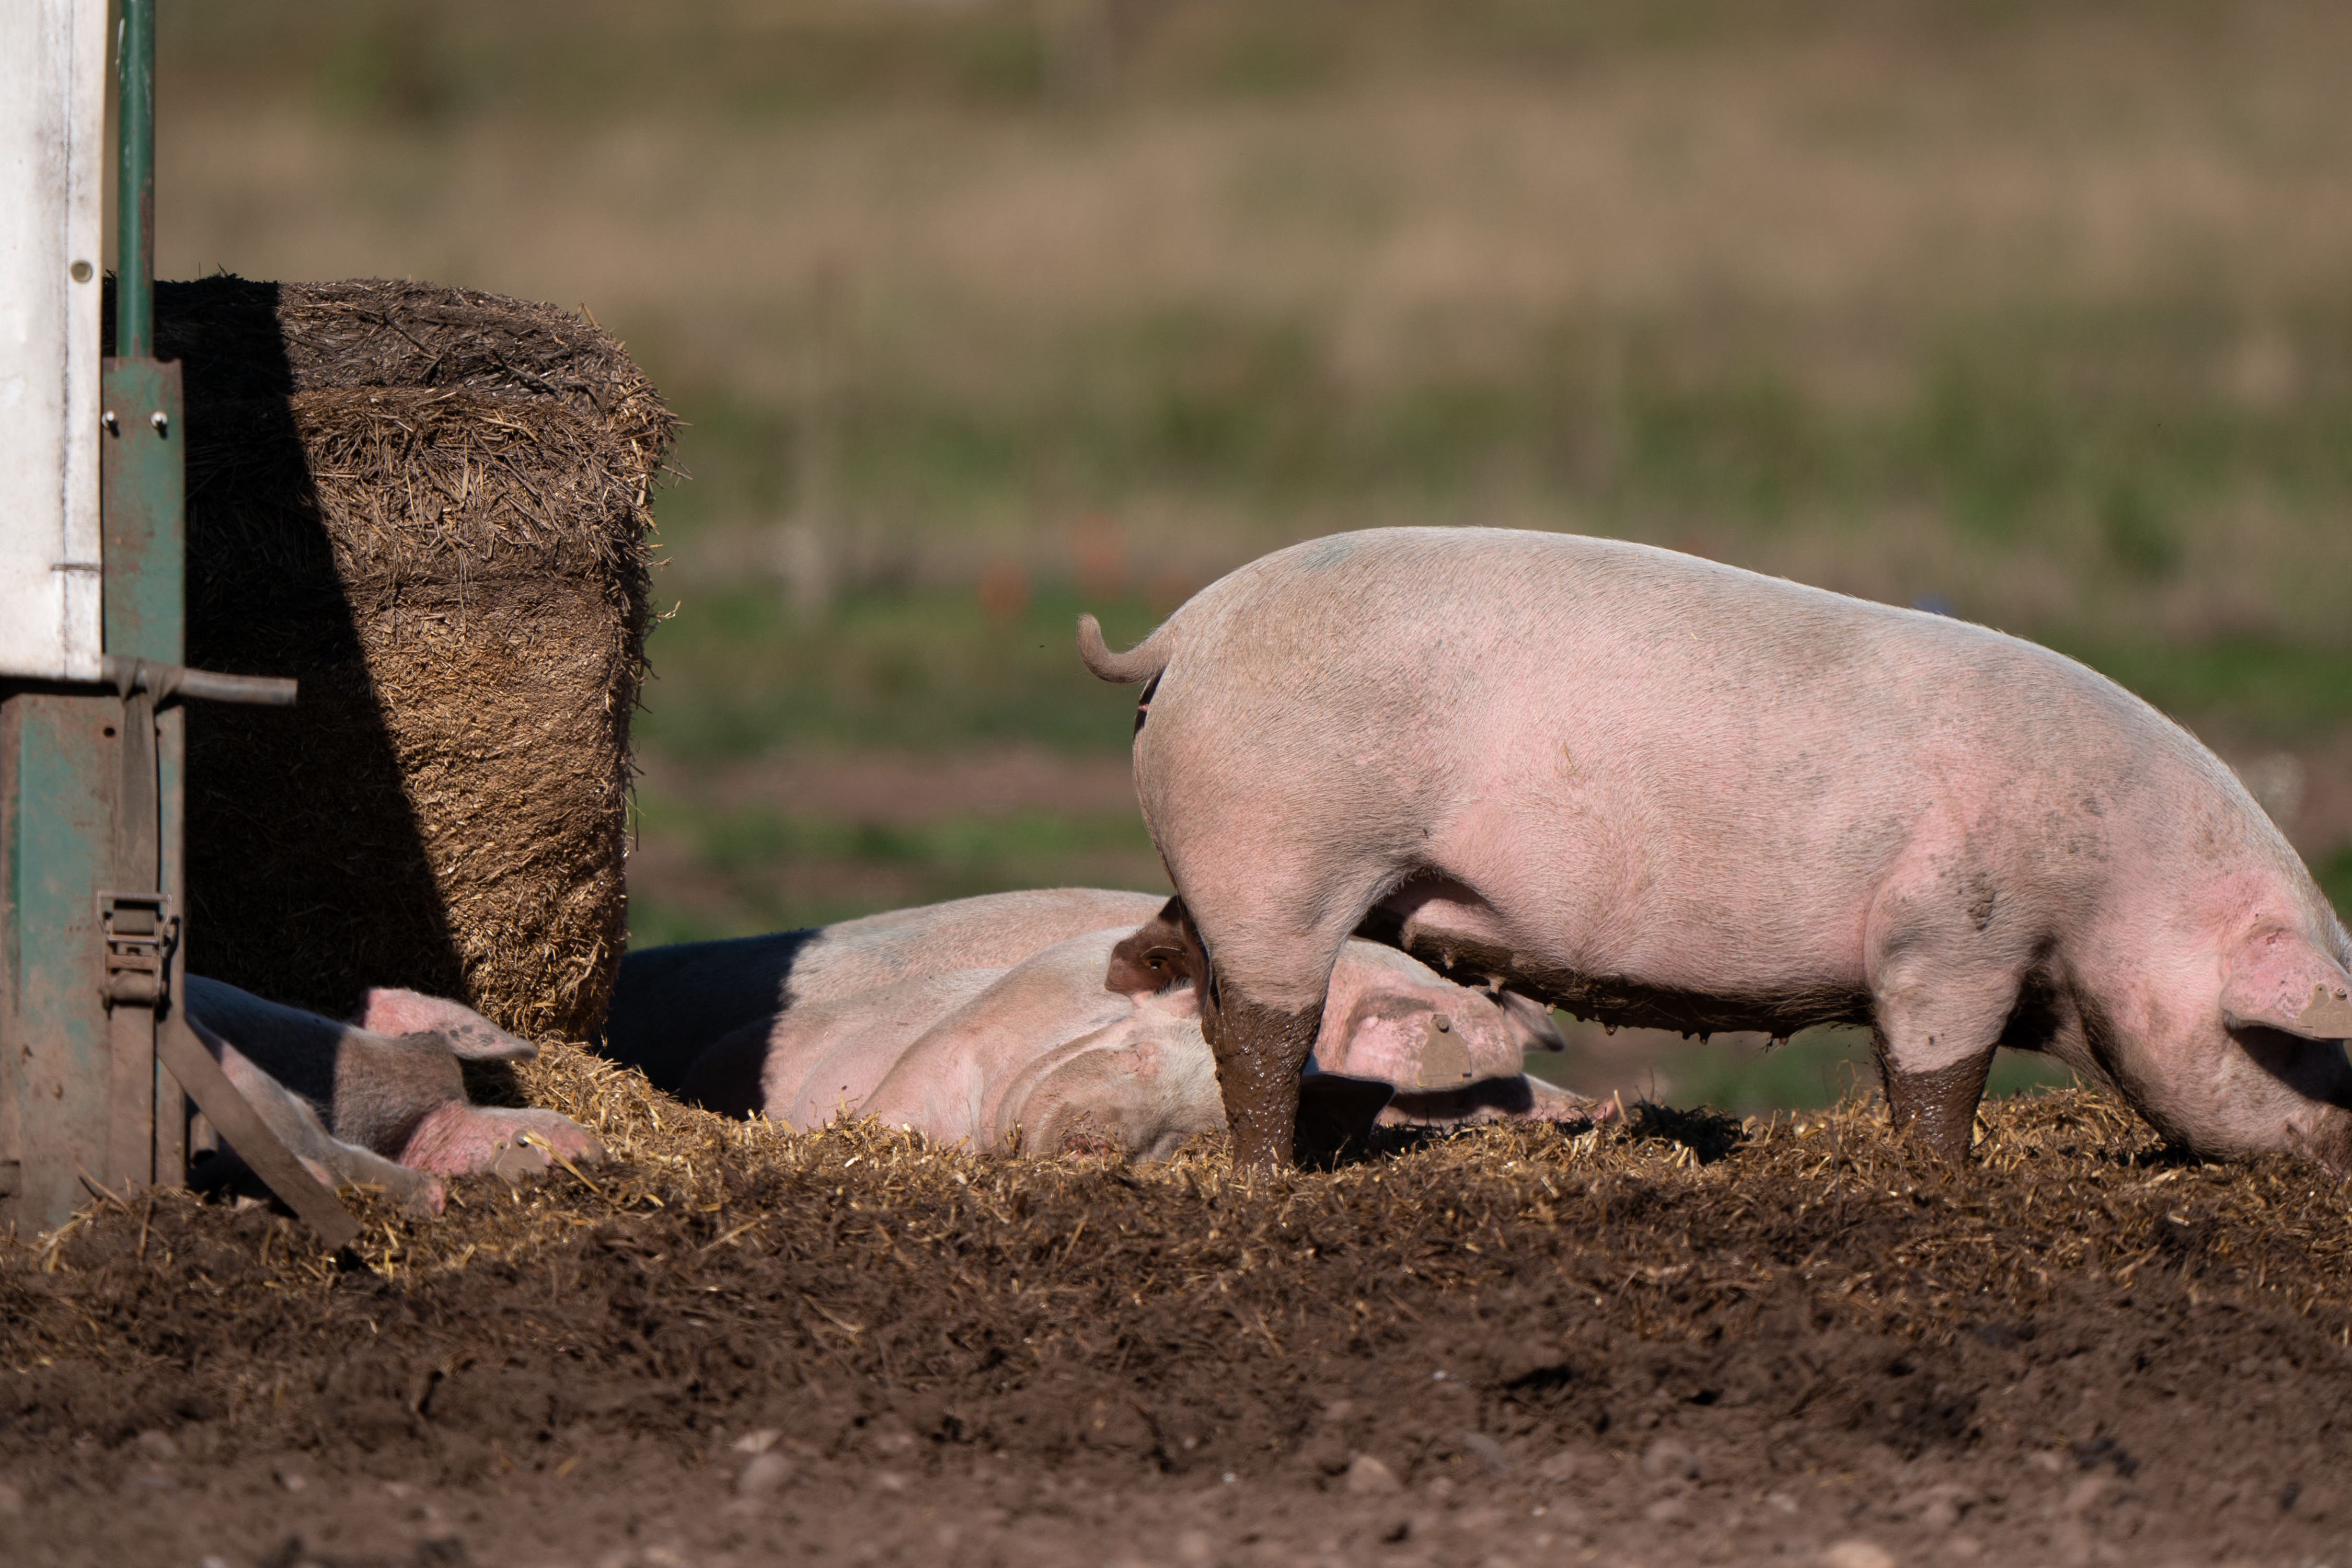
left=125, top=278, right=675, bottom=1041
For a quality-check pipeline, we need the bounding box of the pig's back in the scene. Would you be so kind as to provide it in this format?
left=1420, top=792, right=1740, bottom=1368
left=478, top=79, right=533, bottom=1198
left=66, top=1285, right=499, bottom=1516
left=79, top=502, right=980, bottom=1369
left=790, top=888, right=1170, bottom=1004
left=606, top=888, right=1168, bottom=1090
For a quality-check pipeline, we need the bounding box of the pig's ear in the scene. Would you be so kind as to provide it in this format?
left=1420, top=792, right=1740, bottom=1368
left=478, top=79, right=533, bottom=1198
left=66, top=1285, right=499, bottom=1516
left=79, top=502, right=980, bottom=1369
left=353, top=987, right=538, bottom=1062
left=1496, top=990, right=1566, bottom=1053
left=1103, top=898, right=1205, bottom=1001
left=2220, top=929, right=2352, bottom=1040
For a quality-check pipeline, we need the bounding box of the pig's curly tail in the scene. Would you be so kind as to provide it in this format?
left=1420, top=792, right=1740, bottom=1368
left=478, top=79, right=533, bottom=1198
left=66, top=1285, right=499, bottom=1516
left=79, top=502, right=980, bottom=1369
left=1076, top=613, right=1175, bottom=684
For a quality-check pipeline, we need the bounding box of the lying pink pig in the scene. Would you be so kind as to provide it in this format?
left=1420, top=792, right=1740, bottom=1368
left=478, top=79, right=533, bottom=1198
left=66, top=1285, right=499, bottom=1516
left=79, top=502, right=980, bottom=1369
left=608, top=892, right=1595, bottom=1159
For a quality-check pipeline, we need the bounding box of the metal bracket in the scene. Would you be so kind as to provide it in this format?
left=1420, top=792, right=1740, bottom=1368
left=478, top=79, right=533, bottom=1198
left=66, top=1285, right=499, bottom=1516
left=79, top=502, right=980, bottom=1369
left=89, top=647, right=354, bottom=1243
left=98, top=889, right=178, bottom=1008
left=101, top=654, right=298, bottom=709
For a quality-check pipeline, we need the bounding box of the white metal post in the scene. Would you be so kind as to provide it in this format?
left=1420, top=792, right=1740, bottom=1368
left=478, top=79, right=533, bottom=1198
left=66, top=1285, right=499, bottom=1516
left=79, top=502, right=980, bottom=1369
left=0, top=0, right=108, bottom=681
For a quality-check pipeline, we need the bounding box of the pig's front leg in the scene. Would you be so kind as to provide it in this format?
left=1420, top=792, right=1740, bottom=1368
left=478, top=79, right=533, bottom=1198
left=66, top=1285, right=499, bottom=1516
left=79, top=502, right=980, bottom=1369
left=1866, top=914, right=2022, bottom=1159
left=1874, top=1038, right=1997, bottom=1160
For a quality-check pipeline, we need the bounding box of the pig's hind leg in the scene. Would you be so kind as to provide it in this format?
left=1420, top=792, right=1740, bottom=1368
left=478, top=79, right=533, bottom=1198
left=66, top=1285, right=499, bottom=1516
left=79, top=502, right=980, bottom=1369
left=1156, top=886, right=1369, bottom=1168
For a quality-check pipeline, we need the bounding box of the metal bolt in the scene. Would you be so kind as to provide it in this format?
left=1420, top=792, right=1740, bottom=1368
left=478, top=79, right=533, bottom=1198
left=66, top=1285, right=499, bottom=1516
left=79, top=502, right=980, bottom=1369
left=101, top=410, right=120, bottom=434
left=149, top=411, right=168, bottom=434
left=70, top=260, right=93, bottom=283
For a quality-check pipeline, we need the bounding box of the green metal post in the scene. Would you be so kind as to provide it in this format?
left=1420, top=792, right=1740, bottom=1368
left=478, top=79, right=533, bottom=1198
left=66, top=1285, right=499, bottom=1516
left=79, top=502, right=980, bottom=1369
left=2, top=699, right=120, bottom=1225
left=0, top=0, right=165, bottom=1230
left=100, top=0, right=185, bottom=1197
left=115, top=0, right=154, bottom=361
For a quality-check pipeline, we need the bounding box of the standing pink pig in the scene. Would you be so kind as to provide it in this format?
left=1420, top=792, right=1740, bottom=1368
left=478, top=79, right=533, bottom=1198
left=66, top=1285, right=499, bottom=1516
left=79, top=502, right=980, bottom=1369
left=1079, top=527, right=2352, bottom=1167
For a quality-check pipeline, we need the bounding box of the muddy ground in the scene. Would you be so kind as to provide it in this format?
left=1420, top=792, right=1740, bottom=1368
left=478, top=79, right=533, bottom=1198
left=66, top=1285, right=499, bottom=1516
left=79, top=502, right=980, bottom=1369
left=6, top=1080, right=2352, bottom=1568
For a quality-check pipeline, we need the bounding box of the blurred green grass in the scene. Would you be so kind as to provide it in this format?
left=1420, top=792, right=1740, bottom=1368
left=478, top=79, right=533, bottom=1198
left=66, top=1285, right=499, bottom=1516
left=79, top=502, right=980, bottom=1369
left=637, top=578, right=2352, bottom=760
left=659, top=304, right=2352, bottom=526
left=635, top=583, right=1163, bottom=759
left=625, top=799, right=1163, bottom=948
left=148, top=0, right=2352, bottom=1112
left=1525, top=1030, right=2074, bottom=1116
left=653, top=302, right=2352, bottom=663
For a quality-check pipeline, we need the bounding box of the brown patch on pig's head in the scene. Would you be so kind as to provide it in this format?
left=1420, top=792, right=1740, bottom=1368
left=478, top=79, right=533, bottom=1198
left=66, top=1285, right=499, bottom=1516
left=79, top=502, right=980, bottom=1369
left=1313, top=943, right=1525, bottom=1091
left=1105, top=896, right=1206, bottom=1008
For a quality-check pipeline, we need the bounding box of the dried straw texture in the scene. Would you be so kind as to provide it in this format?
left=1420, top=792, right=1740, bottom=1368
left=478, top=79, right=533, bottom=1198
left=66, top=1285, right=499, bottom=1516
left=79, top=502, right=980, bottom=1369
left=15, top=1074, right=2352, bottom=1367
left=128, top=277, right=675, bottom=1038
left=13, top=1076, right=2352, bottom=1568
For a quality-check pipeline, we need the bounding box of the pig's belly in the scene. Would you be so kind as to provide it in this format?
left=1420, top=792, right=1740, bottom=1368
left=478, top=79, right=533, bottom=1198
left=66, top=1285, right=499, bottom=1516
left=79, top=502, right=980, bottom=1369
left=766, top=973, right=999, bottom=1127
left=1367, top=877, right=1874, bottom=1038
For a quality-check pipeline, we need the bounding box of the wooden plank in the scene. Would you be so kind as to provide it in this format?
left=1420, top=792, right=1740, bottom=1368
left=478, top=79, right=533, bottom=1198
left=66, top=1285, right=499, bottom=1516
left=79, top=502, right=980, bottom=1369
left=0, top=0, right=106, bottom=681
left=154, top=1016, right=359, bottom=1250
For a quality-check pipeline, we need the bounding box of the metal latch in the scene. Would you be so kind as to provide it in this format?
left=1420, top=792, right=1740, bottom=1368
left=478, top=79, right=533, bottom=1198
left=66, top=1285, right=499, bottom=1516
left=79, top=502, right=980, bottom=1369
left=98, top=890, right=179, bottom=1008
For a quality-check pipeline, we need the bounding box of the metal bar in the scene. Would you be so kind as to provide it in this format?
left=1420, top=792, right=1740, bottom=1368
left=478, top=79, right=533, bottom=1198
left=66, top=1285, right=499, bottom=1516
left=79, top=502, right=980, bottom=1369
left=102, top=682, right=160, bottom=1182
left=167, top=668, right=299, bottom=706
left=113, top=0, right=154, bottom=361
left=153, top=702, right=186, bottom=1183
left=101, top=656, right=298, bottom=708
left=97, top=357, right=182, bottom=1194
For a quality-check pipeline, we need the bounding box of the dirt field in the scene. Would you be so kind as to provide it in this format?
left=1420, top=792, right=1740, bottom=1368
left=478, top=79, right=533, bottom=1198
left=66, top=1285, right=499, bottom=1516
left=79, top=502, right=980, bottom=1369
left=8, top=1060, right=2352, bottom=1568
left=28, top=13, right=2348, bottom=1560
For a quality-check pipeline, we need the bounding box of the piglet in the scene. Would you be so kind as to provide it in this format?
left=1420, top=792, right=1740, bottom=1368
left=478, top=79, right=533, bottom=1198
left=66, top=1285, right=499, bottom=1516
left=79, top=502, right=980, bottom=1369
left=184, top=976, right=605, bottom=1209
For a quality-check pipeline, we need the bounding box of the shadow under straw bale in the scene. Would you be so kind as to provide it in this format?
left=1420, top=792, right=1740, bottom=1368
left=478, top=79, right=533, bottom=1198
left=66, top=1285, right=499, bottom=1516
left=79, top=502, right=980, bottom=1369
left=111, top=277, right=676, bottom=1038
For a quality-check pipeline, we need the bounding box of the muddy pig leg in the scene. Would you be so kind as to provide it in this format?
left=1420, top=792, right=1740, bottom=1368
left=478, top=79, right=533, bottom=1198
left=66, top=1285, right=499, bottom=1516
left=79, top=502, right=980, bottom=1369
left=1866, top=911, right=2022, bottom=1160
left=1166, top=893, right=1358, bottom=1169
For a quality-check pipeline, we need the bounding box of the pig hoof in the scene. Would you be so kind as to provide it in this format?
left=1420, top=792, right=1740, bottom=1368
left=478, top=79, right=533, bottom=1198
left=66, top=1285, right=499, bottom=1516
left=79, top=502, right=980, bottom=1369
left=1881, top=1055, right=1992, bottom=1162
